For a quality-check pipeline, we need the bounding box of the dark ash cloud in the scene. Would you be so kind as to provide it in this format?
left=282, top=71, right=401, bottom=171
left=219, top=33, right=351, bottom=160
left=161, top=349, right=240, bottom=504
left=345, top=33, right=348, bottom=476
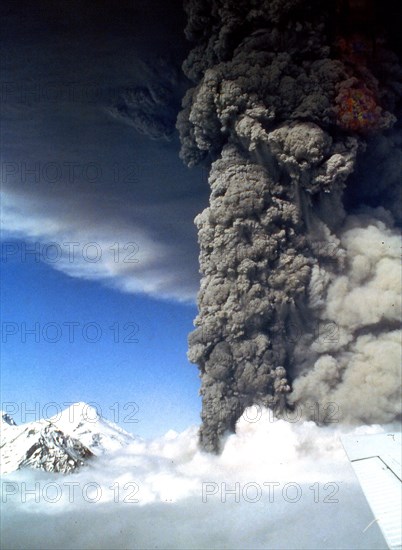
left=177, top=0, right=402, bottom=451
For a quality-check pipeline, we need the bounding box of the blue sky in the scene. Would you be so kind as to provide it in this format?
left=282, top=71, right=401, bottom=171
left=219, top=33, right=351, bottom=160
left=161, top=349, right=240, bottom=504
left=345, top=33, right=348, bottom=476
left=1, top=239, right=201, bottom=437
left=0, top=0, right=211, bottom=438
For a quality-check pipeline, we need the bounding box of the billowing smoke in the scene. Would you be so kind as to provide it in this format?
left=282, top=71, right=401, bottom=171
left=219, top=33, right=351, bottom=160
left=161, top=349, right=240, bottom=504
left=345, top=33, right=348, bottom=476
left=177, top=0, right=402, bottom=451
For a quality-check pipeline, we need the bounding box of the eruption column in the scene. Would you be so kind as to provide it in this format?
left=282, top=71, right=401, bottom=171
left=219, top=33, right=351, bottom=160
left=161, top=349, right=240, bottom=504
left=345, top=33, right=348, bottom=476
left=177, top=0, right=401, bottom=452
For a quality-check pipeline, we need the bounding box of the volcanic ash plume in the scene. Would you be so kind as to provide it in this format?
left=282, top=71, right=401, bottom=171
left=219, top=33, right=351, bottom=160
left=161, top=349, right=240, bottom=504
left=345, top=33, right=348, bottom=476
left=177, top=0, right=402, bottom=452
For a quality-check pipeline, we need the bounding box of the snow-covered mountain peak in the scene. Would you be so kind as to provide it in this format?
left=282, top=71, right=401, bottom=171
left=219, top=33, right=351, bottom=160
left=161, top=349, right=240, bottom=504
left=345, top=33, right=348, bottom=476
left=52, top=402, right=101, bottom=426
left=1, top=402, right=136, bottom=474
left=48, top=402, right=136, bottom=455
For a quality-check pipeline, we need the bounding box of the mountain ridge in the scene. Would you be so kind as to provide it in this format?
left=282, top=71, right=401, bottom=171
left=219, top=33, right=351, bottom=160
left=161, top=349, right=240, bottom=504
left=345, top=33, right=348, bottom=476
left=0, top=402, right=136, bottom=475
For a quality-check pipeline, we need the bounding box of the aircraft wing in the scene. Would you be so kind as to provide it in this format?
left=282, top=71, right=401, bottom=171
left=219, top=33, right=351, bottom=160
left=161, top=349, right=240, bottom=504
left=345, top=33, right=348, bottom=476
left=341, top=432, right=402, bottom=550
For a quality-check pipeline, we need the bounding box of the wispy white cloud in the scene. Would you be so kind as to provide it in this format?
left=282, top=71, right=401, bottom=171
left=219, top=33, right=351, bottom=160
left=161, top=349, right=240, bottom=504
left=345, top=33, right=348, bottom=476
left=1, top=187, right=200, bottom=302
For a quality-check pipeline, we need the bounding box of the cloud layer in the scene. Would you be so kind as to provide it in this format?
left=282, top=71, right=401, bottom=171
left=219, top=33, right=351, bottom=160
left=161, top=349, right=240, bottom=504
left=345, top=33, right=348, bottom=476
left=1, top=411, right=391, bottom=549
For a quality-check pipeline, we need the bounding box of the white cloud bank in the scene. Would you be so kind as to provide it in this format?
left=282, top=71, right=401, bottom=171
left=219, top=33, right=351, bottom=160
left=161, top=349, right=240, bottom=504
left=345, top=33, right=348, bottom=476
left=1, top=410, right=392, bottom=549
